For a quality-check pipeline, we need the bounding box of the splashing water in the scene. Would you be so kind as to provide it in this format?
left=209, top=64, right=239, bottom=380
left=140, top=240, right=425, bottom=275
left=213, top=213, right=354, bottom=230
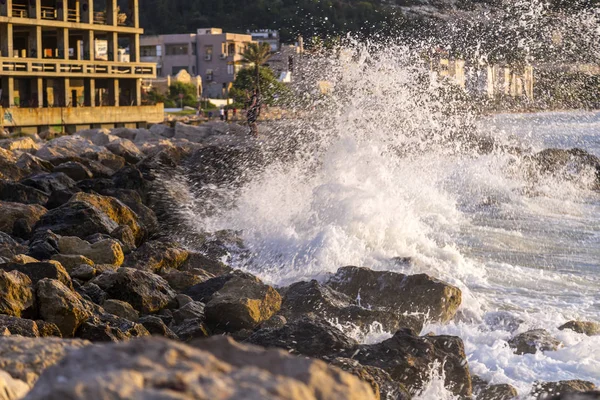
left=168, top=39, right=600, bottom=396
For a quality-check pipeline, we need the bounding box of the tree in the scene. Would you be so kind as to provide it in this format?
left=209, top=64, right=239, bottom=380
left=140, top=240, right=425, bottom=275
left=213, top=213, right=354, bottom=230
left=241, top=42, right=273, bottom=96
left=229, top=67, right=290, bottom=107
left=168, top=81, right=198, bottom=108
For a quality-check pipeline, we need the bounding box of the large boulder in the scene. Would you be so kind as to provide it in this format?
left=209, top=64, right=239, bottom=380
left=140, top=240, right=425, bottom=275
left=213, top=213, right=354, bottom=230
left=0, top=202, right=47, bottom=237
left=472, top=376, right=519, bottom=400
left=35, top=135, right=110, bottom=162
left=0, top=137, right=39, bottom=153
left=83, top=151, right=126, bottom=172
left=75, top=128, right=117, bottom=146
left=102, top=299, right=139, bottom=322
left=200, top=272, right=282, bottom=332
left=529, top=148, right=600, bottom=180
left=0, top=270, right=34, bottom=318
left=97, top=188, right=158, bottom=237
left=248, top=317, right=358, bottom=359
left=36, top=278, right=93, bottom=337
left=335, top=328, right=472, bottom=397
left=0, top=233, right=27, bottom=260
left=58, top=236, right=124, bottom=266
left=26, top=230, right=60, bottom=260
left=105, top=138, right=145, bottom=164
left=19, top=172, right=78, bottom=196
left=0, top=181, right=49, bottom=206
left=122, top=240, right=188, bottom=273
left=0, top=262, right=72, bottom=290
left=92, top=268, right=176, bottom=314
left=508, top=329, right=563, bottom=355
left=558, top=321, right=600, bottom=336
left=327, top=266, right=462, bottom=323
left=0, top=315, right=40, bottom=337
left=0, top=148, right=23, bottom=181
left=0, top=336, right=90, bottom=387
left=53, top=162, right=93, bottom=181
left=281, top=280, right=423, bottom=334
left=76, top=313, right=149, bottom=342
left=69, top=192, right=145, bottom=244
left=33, top=201, right=119, bottom=239
left=137, top=315, right=178, bottom=340
left=14, top=153, right=53, bottom=177
left=27, top=336, right=377, bottom=400
left=533, top=380, right=597, bottom=399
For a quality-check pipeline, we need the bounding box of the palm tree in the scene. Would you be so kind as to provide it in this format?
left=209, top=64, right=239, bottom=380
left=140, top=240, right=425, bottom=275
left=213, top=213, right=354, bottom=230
left=241, top=42, right=273, bottom=96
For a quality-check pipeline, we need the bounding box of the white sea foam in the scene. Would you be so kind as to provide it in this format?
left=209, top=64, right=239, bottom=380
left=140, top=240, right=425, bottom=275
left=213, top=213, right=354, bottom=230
left=173, top=41, right=600, bottom=395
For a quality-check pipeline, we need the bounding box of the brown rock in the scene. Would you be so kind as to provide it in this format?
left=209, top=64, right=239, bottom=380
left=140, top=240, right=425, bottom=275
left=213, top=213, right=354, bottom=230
left=123, top=240, right=189, bottom=273
left=36, top=278, right=93, bottom=337
left=0, top=270, right=34, bottom=318
left=50, top=254, right=94, bottom=272
left=0, top=202, right=47, bottom=236
left=509, top=329, right=563, bottom=355
left=533, top=380, right=597, bottom=399
left=559, top=321, right=600, bottom=336
left=102, top=299, right=139, bottom=322
left=58, top=236, right=124, bottom=266
left=0, top=262, right=72, bottom=290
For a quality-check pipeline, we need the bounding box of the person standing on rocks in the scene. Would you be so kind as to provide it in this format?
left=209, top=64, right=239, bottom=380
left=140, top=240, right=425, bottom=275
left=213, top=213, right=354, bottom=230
left=219, top=108, right=225, bottom=121
left=247, top=90, right=261, bottom=137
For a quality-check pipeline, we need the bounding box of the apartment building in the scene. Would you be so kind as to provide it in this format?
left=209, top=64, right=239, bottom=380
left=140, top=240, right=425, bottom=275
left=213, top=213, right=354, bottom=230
left=248, top=29, right=280, bottom=52
left=0, top=0, right=161, bottom=132
left=141, top=28, right=254, bottom=98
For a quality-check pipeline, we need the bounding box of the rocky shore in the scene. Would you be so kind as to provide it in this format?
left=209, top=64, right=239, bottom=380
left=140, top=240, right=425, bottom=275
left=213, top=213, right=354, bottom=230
left=0, top=122, right=599, bottom=399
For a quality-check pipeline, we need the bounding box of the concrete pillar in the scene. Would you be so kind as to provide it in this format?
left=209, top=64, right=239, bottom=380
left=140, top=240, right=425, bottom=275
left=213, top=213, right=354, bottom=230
left=64, top=78, right=71, bottom=106
left=76, top=40, right=83, bottom=60
left=59, top=28, right=69, bottom=59
left=87, top=78, right=96, bottom=106
left=110, top=79, right=119, bottom=106
left=131, top=0, right=139, bottom=28
left=84, top=30, right=94, bottom=60
left=1, top=23, right=14, bottom=58
left=7, top=77, right=15, bottom=108
left=37, top=78, right=44, bottom=107
left=107, top=0, right=118, bottom=26
left=74, top=0, right=80, bottom=22
left=131, top=34, right=140, bottom=62
left=135, top=79, right=142, bottom=106
left=107, top=31, right=118, bottom=62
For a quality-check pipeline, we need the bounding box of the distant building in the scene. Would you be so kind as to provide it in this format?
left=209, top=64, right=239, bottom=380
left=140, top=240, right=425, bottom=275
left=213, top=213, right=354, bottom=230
left=141, top=28, right=255, bottom=98
left=248, top=29, right=280, bottom=52
left=0, top=0, right=161, bottom=133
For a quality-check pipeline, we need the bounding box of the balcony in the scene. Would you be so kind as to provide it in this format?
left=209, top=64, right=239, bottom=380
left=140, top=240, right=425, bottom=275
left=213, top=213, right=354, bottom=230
left=0, top=58, right=156, bottom=78
left=12, top=4, right=28, bottom=18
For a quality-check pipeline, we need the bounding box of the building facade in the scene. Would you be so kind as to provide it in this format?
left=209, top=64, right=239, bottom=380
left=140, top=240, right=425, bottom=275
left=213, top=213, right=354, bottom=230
left=0, top=0, right=161, bottom=132
left=141, top=28, right=255, bottom=98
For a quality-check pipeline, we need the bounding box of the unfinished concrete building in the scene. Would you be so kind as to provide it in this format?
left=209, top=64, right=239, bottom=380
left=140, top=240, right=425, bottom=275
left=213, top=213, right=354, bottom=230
left=0, top=0, right=162, bottom=133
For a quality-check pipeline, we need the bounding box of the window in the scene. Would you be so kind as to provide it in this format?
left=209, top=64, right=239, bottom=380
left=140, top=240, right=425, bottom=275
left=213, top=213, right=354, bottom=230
left=192, top=46, right=196, bottom=56
left=227, top=64, right=234, bottom=75
left=206, top=69, right=214, bottom=81
left=205, top=46, right=213, bottom=60
left=165, top=44, right=188, bottom=56
left=156, top=45, right=162, bottom=57
left=140, top=46, right=157, bottom=57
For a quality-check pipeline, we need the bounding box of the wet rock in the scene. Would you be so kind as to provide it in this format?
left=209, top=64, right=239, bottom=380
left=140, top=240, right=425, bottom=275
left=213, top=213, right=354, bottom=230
left=138, top=315, right=179, bottom=339
left=330, top=357, right=411, bottom=400
left=123, top=240, right=189, bottom=273
left=508, top=329, right=563, bottom=355
left=0, top=336, right=90, bottom=387
left=69, top=264, right=96, bottom=281
left=0, top=270, right=34, bottom=318
left=106, top=138, right=145, bottom=164
left=0, top=315, right=40, bottom=337
left=327, top=266, right=462, bottom=324
left=530, top=148, right=600, bottom=178
left=533, top=380, right=597, bottom=399
left=0, top=233, right=27, bottom=260
left=33, top=201, right=119, bottom=239
left=484, top=311, right=524, bottom=333
left=336, top=328, right=472, bottom=397
left=0, top=202, right=47, bottom=237
left=76, top=282, right=106, bottom=305
left=194, top=335, right=378, bottom=400
left=100, top=189, right=159, bottom=237
left=172, top=301, right=205, bottom=325
left=76, top=313, right=149, bottom=342
left=173, top=318, right=210, bottom=341
left=92, top=268, right=176, bottom=314
left=26, top=230, right=60, bottom=260
left=111, top=165, right=149, bottom=202
left=248, top=316, right=358, bottom=359
left=0, top=180, right=49, bottom=206
left=473, top=376, right=519, bottom=400
left=102, top=299, right=139, bottom=322
left=281, top=280, right=423, bottom=334
left=181, top=251, right=233, bottom=276
left=0, top=262, right=72, bottom=289
left=202, top=272, right=282, bottom=332
left=36, top=278, right=93, bottom=337
left=558, top=321, right=600, bottom=336
left=58, top=236, right=124, bottom=266
left=20, top=172, right=78, bottom=196
left=162, top=269, right=212, bottom=292
left=68, top=192, right=144, bottom=244
left=53, top=162, right=93, bottom=181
